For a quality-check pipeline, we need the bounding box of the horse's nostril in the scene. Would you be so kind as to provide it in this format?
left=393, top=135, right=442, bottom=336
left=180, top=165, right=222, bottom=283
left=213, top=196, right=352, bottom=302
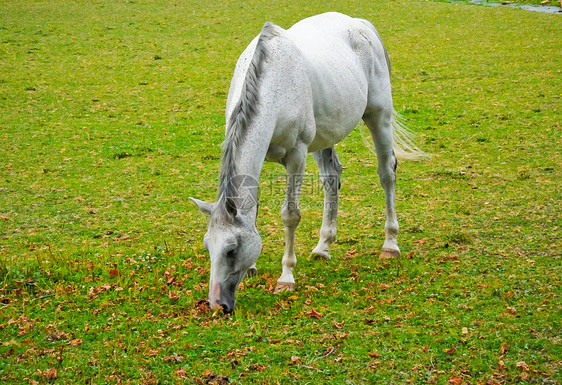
left=219, top=302, right=233, bottom=314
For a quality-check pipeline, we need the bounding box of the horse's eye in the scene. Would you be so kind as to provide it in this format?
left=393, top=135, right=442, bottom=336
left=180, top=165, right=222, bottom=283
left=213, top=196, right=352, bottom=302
left=226, top=249, right=236, bottom=259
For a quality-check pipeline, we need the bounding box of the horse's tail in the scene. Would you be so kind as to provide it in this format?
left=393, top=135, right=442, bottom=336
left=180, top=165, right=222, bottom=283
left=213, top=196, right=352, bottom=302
left=360, top=110, right=428, bottom=160
left=392, top=110, right=428, bottom=160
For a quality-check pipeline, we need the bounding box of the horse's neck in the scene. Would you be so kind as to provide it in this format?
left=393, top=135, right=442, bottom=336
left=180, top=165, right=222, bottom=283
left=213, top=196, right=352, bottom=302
left=221, top=116, right=274, bottom=217
left=231, top=117, right=273, bottom=181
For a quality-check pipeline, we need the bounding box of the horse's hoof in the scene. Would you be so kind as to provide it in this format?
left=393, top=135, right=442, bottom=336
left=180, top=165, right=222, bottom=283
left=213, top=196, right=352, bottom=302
left=246, top=267, right=258, bottom=278
left=274, top=282, right=295, bottom=293
left=311, top=249, right=331, bottom=260
left=380, top=248, right=400, bottom=260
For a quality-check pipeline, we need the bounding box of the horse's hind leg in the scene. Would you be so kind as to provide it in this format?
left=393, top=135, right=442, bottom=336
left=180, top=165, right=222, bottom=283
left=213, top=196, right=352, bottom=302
left=311, top=147, right=342, bottom=260
left=363, top=108, right=400, bottom=259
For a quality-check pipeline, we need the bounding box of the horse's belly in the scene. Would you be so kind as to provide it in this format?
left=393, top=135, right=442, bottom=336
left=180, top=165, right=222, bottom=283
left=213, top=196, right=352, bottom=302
left=306, top=73, right=368, bottom=152
left=308, top=114, right=362, bottom=153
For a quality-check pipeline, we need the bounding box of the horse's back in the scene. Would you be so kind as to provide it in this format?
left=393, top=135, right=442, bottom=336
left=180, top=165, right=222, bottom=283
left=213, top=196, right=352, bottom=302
left=285, top=13, right=391, bottom=151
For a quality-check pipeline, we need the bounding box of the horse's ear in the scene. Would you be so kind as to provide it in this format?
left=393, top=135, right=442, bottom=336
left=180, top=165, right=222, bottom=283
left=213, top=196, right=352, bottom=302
left=189, top=197, right=213, bottom=216
left=225, top=197, right=238, bottom=218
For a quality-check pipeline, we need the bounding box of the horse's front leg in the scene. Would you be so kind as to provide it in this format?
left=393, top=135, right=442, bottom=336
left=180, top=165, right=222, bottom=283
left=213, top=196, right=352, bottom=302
left=311, top=147, right=342, bottom=260
left=275, top=146, right=307, bottom=293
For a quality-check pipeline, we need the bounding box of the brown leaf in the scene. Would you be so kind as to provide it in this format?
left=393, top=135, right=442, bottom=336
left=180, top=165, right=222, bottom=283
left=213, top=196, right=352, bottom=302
left=448, top=376, right=463, bottom=385
left=38, top=368, right=58, bottom=380
left=174, top=368, right=188, bottom=379
left=516, top=361, right=530, bottom=371
left=332, top=320, right=345, bottom=329
left=337, top=332, right=350, bottom=340
left=69, top=338, right=82, bottom=346
left=290, top=355, right=301, bottom=364
left=423, top=345, right=429, bottom=353
left=247, top=364, right=267, bottom=371
left=498, top=360, right=506, bottom=371
left=146, top=348, right=159, bottom=357
left=203, top=371, right=230, bottom=385
left=163, top=354, right=184, bottom=363
left=109, top=269, right=120, bottom=277
left=444, top=345, right=457, bottom=355
left=194, top=299, right=210, bottom=316
left=168, top=291, right=179, bottom=301
left=368, top=352, right=380, bottom=358
left=500, top=342, right=508, bottom=355
left=305, top=308, right=324, bottom=319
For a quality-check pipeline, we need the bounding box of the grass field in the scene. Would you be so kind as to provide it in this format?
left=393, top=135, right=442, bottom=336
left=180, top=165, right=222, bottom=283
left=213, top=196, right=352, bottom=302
left=1, top=0, right=560, bottom=384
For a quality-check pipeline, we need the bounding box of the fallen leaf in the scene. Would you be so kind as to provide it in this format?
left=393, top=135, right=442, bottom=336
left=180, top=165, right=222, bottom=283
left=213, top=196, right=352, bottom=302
left=368, top=352, right=380, bottom=358
left=290, top=355, right=301, bottom=365
left=247, top=364, right=267, bottom=371
left=337, top=332, right=350, bottom=340
left=516, top=361, right=530, bottom=371
left=69, top=338, right=82, bottom=346
left=163, top=354, right=184, bottom=363
left=500, top=342, right=508, bottom=355
left=444, top=345, right=457, bottom=355
left=448, top=376, right=463, bottom=385
left=332, top=320, right=345, bottom=329
left=169, top=291, right=179, bottom=301
left=38, top=368, right=58, bottom=380
left=498, top=360, right=506, bottom=371
left=305, top=308, right=324, bottom=319
left=423, top=345, right=429, bottom=353
left=146, top=348, right=159, bottom=357
left=204, top=372, right=230, bottom=385
left=109, top=269, right=119, bottom=277
left=174, top=368, right=188, bottom=379
left=194, top=299, right=210, bottom=316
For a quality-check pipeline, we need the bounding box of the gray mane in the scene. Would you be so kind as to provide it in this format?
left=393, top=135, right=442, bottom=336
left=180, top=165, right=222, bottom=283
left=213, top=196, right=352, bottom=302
left=216, top=22, right=279, bottom=218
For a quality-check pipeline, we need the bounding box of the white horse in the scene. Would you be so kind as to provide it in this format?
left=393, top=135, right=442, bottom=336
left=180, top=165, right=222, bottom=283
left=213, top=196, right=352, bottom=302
left=190, top=12, right=421, bottom=313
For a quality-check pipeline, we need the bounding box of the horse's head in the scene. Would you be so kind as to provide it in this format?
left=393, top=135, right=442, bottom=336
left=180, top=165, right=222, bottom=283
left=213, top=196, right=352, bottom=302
left=190, top=196, right=261, bottom=313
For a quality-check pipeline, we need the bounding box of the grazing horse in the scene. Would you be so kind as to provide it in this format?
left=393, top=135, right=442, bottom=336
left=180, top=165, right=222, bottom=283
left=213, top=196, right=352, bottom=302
left=190, top=12, right=421, bottom=313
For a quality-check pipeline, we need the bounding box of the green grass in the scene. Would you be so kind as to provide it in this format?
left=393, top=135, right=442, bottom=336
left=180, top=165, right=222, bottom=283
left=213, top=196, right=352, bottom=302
left=1, top=0, right=560, bottom=384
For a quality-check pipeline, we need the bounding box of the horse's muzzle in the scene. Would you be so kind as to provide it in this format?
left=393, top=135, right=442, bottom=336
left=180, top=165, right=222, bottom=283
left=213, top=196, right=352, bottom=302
left=208, top=277, right=238, bottom=314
